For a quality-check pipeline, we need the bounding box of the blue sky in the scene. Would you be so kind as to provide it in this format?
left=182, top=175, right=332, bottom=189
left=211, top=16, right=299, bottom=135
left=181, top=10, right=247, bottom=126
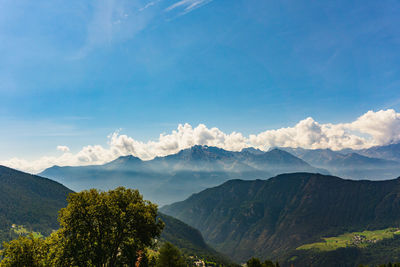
left=1, top=0, right=400, bottom=166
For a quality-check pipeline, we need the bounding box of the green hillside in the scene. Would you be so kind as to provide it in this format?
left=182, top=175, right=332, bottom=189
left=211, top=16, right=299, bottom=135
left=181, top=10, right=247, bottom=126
left=0, top=165, right=228, bottom=264
left=284, top=234, right=400, bottom=267
left=0, top=165, right=73, bottom=244
left=158, top=213, right=229, bottom=264
left=161, top=173, right=400, bottom=262
left=297, top=228, right=400, bottom=251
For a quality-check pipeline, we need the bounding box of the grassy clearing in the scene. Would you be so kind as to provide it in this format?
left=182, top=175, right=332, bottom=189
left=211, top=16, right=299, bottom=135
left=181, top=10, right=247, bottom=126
left=297, top=228, right=400, bottom=252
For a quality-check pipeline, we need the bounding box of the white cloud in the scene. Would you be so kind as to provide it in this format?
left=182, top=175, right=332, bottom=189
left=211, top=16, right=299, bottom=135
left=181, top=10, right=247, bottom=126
left=74, top=0, right=212, bottom=58
left=57, top=145, right=70, bottom=153
left=139, top=0, right=161, bottom=12
left=346, top=109, right=400, bottom=145
left=2, top=109, right=400, bottom=174
left=74, top=0, right=158, bottom=59
left=165, top=0, right=213, bottom=13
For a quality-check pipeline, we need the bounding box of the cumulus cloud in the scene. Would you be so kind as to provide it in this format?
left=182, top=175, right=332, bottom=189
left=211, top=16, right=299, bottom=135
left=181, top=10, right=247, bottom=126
left=345, top=109, right=400, bottom=145
left=57, top=145, right=70, bottom=153
left=2, top=109, right=400, bottom=174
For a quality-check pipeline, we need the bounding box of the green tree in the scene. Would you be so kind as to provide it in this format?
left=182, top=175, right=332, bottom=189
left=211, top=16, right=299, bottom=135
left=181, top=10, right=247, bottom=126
left=0, top=187, right=163, bottom=267
left=246, top=258, right=279, bottom=267
left=0, top=234, right=46, bottom=267
left=246, top=257, right=262, bottom=267
left=263, top=260, right=275, bottom=267
left=56, top=187, right=164, bottom=266
left=44, top=230, right=69, bottom=267
left=156, top=242, right=185, bottom=267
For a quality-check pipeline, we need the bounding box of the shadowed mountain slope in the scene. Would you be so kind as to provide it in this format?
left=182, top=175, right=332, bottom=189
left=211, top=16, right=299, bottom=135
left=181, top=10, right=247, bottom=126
left=158, top=213, right=228, bottom=263
left=0, top=165, right=72, bottom=238
left=161, top=173, right=400, bottom=262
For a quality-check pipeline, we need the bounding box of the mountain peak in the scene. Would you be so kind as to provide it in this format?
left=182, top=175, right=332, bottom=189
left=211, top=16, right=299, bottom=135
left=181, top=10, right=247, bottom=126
left=172, top=145, right=233, bottom=161
left=266, top=148, right=299, bottom=157
left=241, top=147, right=265, bottom=155
left=268, top=148, right=285, bottom=153
left=105, top=155, right=142, bottom=167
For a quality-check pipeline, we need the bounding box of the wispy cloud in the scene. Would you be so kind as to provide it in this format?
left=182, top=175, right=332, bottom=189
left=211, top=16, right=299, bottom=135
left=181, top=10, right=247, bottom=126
left=71, top=0, right=213, bottom=58
left=74, top=0, right=158, bottom=59
left=165, top=0, right=213, bottom=13
left=139, top=0, right=161, bottom=12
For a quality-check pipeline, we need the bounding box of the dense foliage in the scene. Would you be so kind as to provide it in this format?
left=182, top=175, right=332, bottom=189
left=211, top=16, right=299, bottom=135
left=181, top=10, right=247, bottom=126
left=0, top=234, right=47, bottom=266
left=58, top=187, right=164, bottom=266
left=246, top=257, right=279, bottom=267
left=156, top=242, right=186, bottom=267
left=1, top=187, right=164, bottom=266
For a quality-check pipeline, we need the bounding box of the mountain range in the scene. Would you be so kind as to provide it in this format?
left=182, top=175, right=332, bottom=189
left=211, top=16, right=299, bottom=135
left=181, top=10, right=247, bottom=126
left=161, top=172, right=400, bottom=264
left=345, top=143, right=400, bottom=162
left=40, top=144, right=400, bottom=205
left=281, top=147, right=400, bottom=180
left=40, top=145, right=323, bottom=205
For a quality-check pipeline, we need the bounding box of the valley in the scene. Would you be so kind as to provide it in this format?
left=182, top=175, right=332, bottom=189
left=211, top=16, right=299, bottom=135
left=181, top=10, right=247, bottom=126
left=2, top=144, right=400, bottom=266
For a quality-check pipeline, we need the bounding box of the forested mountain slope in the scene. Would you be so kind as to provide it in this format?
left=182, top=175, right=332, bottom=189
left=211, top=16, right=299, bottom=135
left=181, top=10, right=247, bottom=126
left=0, top=165, right=72, bottom=235
left=161, top=173, right=400, bottom=262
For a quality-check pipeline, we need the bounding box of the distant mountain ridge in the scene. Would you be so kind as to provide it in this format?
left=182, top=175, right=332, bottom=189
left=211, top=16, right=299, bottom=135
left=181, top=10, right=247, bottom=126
left=281, top=147, right=400, bottom=180
left=40, top=143, right=400, bottom=203
left=161, top=173, right=400, bottom=262
left=351, top=143, right=400, bottom=162
left=290, top=142, right=400, bottom=163
left=40, top=145, right=323, bottom=205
